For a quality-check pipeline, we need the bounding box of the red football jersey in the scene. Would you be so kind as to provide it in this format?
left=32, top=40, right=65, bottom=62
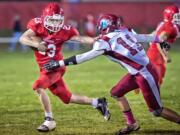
left=147, top=21, right=179, bottom=64
left=149, top=21, right=178, bottom=49
left=156, top=21, right=178, bottom=44
left=27, top=18, right=79, bottom=70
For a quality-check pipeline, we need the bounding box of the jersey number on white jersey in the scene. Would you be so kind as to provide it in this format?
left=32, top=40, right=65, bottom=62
left=117, top=35, right=143, bottom=56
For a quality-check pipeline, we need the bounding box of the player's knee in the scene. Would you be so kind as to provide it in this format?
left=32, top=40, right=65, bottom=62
left=60, top=94, right=71, bottom=104
left=152, top=108, right=163, bottom=117
left=33, top=80, right=46, bottom=91
left=33, top=83, right=39, bottom=91
left=51, top=89, right=71, bottom=104
left=35, top=88, right=44, bottom=96
left=110, top=87, right=123, bottom=99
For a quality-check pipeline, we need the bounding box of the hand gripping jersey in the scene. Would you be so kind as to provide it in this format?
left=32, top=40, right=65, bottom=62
left=27, top=18, right=79, bottom=70
left=93, top=30, right=149, bottom=75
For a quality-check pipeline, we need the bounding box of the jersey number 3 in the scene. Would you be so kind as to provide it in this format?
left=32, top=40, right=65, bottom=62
left=38, top=44, right=56, bottom=57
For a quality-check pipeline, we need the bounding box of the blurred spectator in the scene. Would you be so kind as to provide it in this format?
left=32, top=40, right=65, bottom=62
left=83, top=14, right=96, bottom=37
left=8, top=15, right=28, bottom=52
left=67, top=18, right=79, bottom=28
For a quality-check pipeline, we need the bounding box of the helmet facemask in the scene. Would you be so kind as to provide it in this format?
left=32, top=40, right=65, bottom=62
left=44, top=14, right=64, bottom=32
left=173, top=13, right=180, bottom=25
left=98, top=18, right=112, bottom=35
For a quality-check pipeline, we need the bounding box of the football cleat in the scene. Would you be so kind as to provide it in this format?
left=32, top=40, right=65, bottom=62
left=116, top=122, right=140, bottom=135
left=96, top=97, right=111, bottom=121
left=37, top=117, right=56, bottom=132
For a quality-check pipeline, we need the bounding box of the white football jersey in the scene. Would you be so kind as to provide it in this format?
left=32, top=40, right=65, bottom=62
left=93, top=30, right=150, bottom=75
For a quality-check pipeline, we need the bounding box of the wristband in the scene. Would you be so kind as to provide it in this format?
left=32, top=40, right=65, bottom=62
left=59, top=60, right=65, bottom=67
left=64, top=56, right=77, bottom=66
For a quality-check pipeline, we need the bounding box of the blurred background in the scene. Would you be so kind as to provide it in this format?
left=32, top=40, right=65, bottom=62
left=0, top=0, right=179, bottom=52
left=0, top=0, right=180, bottom=52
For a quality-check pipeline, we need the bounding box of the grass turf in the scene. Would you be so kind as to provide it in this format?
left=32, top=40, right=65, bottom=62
left=0, top=49, right=179, bottom=135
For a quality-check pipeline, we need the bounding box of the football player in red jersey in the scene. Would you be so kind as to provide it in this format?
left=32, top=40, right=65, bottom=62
left=44, top=13, right=180, bottom=135
left=147, top=5, right=180, bottom=85
left=19, top=3, right=110, bottom=132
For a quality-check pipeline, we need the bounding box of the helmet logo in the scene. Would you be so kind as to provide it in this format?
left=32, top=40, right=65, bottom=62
left=99, top=19, right=111, bottom=30
left=97, top=14, right=118, bottom=35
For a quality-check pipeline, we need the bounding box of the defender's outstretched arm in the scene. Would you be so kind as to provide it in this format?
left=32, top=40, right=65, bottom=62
left=43, top=49, right=105, bottom=71
left=134, top=34, right=162, bottom=43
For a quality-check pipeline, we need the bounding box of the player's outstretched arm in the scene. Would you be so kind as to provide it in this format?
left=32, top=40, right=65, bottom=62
left=70, top=35, right=95, bottom=45
left=19, top=29, right=46, bottom=52
left=43, top=49, right=105, bottom=71
left=133, top=34, right=162, bottom=43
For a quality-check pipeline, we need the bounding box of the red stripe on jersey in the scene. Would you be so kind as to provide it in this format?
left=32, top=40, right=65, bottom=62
left=100, top=35, right=112, bottom=50
left=100, top=35, right=110, bottom=42
left=106, top=51, right=144, bottom=70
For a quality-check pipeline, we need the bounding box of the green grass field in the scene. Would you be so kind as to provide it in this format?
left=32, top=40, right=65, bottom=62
left=0, top=49, right=180, bottom=135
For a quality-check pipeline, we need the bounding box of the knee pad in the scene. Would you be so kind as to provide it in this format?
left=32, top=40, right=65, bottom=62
left=110, top=85, right=127, bottom=99
left=152, top=108, right=163, bottom=117
left=110, top=88, right=121, bottom=99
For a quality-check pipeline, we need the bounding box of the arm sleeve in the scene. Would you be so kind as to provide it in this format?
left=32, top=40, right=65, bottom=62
left=69, top=27, right=79, bottom=37
left=60, top=49, right=104, bottom=66
left=27, top=18, right=41, bottom=34
left=76, top=49, right=104, bottom=64
left=93, top=40, right=111, bottom=51
left=74, top=40, right=109, bottom=64
left=60, top=40, right=107, bottom=66
left=133, top=34, right=161, bottom=43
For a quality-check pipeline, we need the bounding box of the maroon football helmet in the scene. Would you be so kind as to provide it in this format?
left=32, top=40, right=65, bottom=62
left=97, top=14, right=118, bottom=34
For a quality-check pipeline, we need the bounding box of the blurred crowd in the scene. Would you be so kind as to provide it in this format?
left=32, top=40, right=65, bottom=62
left=5, top=12, right=98, bottom=52
left=0, top=0, right=178, bottom=52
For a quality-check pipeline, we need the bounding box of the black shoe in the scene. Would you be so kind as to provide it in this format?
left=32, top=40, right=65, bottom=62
left=96, top=97, right=111, bottom=121
left=37, top=117, right=56, bottom=132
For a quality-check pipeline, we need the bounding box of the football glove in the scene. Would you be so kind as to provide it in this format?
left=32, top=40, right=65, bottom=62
left=43, top=60, right=60, bottom=71
left=160, top=42, right=171, bottom=51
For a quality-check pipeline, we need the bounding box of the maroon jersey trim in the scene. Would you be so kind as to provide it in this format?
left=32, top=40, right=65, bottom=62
left=105, top=51, right=144, bottom=70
